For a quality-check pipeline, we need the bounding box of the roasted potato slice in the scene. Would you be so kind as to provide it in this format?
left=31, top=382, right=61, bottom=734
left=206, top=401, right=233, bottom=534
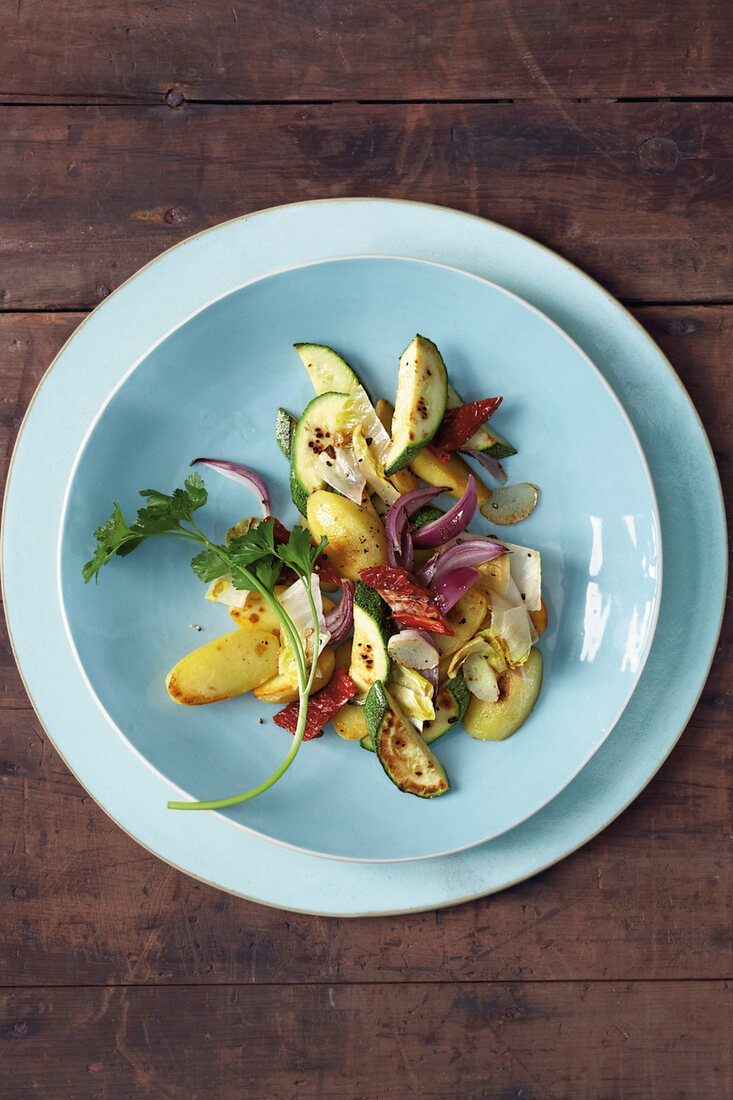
left=331, top=703, right=368, bottom=741
left=166, top=628, right=279, bottom=706
left=230, top=587, right=335, bottom=631
left=253, top=646, right=336, bottom=704
left=431, top=588, right=488, bottom=658
left=334, top=639, right=353, bottom=670
left=529, top=597, right=548, bottom=636
left=463, top=648, right=542, bottom=741
left=306, top=490, right=388, bottom=582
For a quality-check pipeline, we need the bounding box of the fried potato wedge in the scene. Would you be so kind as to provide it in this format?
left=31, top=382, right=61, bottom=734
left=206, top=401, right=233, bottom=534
left=166, top=628, right=279, bottom=706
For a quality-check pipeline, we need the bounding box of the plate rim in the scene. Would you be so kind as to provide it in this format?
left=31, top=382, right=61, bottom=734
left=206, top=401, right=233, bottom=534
left=2, top=197, right=726, bottom=914
left=55, top=251, right=663, bottom=863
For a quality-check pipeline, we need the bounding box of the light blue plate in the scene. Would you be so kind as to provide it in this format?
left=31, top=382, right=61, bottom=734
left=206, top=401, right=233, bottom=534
left=2, top=201, right=725, bottom=910
left=57, top=256, right=661, bottom=862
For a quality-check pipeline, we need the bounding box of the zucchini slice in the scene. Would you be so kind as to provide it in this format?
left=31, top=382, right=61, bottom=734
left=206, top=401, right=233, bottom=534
left=422, top=671, right=470, bottom=744
left=445, top=383, right=517, bottom=460
left=384, top=335, right=448, bottom=475
left=275, top=407, right=297, bottom=459
left=295, top=343, right=391, bottom=465
left=360, top=670, right=470, bottom=751
left=348, top=581, right=392, bottom=697
left=410, top=504, right=444, bottom=532
left=294, top=343, right=363, bottom=396
left=289, top=391, right=352, bottom=515
left=364, top=681, right=450, bottom=798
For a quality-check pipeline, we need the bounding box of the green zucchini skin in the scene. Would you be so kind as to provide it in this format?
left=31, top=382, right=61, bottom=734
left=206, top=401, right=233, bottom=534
left=410, top=504, right=444, bottom=532
left=361, top=670, right=469, bottom=751
left=445, top=382, right=517, bottom=460
left=365, top=681, right=450, bottom=798
left=289, top=391, right=352, bottom=515
left=275, top=407, right=297, bottom=459
left=422, top=671, right=470, bottom=744
left=349, top=582, right=392, bottom=697
left=383, top=335, right=448, bottom=475
left=294, top=343, right=363, bottom=396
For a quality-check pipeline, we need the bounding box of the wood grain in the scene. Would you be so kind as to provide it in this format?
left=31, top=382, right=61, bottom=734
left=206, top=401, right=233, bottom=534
left=1, top=1, right=731, bottom=104
left=3, top=5, right=732, bottom=1090
left=1, top=306, right=729, bottom=987
left=1, top=982, right=730, bottom=1098
left=1, top=102, right=732, bottom=310
left=1, top=708, right=730, bottom=985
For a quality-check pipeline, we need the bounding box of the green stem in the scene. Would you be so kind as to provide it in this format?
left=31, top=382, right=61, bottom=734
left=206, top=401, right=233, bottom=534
left=183, top=525, right=307, bottom=688
left=167, top=569, right=319, bottom=812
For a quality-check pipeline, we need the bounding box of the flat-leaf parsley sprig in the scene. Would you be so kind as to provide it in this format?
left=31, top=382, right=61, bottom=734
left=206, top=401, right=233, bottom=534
left=83, top=473, right=327, bottom=811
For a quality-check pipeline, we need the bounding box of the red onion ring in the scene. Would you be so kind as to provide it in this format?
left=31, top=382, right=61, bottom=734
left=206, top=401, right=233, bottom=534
left=462, top=448, right=508, bottom=486
left=430, top=566, right=481, bottom=613
left=412, top=475, right=478, bottom=548
left=400, top=526, right=415, bottom=574
left=385, top=484, right=449, bottom=555
left=423, top=665, right=440, bottom=698
left=323, top=579, right=355, bottom=644
left=191, top=458, right=270, bottom=518
left=418, top=537, right=507, bottom=588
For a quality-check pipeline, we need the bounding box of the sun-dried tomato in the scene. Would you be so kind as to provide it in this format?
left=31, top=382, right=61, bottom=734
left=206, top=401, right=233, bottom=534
left=273, top=668, right=358, bottom=740
left=315, top=560, right=343, bottom=588
left=433, top=397, right=503, bottom=452
left=359, top=565, right=454, bottom=636
left=271, top=518, right=291, bottom=545
left=427, top=442, right=453, bottom=463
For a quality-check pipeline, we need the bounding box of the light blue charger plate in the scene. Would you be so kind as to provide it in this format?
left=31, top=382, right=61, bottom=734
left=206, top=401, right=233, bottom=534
left=57, top=256, right=660, bottom=862
left=2, top=200, right=726, bottom=911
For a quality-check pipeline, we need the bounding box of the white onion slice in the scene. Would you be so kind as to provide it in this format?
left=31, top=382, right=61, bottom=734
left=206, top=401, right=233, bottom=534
left=278, top=573, right=330, bottom=659
left=479, top=483, right=539, bottom=525
left=313, top=446, right=366, bottom=504
left=388, top=629, right=440, bottom=670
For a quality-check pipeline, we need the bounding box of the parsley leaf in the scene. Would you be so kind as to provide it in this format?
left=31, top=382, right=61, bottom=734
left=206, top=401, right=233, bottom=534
left=190, top=548, right=230, bottom=583
left=83, top=503, right=140, bottom=582
left=83, top=474, right=210, bottom=582
left=183, top=472, right=207, bottom=512
left=276, top=525, right=327, bottom=575
left=83, top=470, right=331, bottom=815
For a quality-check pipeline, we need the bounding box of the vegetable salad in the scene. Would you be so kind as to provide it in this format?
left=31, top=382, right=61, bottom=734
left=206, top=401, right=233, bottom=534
left=84, top=335, right=546, bottom=807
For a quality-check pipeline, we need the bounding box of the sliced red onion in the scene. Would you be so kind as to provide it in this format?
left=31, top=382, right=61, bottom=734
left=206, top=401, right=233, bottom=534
left=418, top=537, right=507, bottom=587
left=423, top=665, right=440, bottom=698
left=191, top=458, right=270, bottom=518
left=417, top=551, right=440, bottom=586
left=387, top=523, right=415, bottom=573
left=385, top=484, right=449, bottom=555
left=430, top=566, right=481, bottom=613
left=462, top=448, right=508, bottom=486
left=412, top=475, right=478, bottom=548
left=323, top=579, right=355, bottom=644
left=387, top=532, right=400, bottom=568
left=401, top=526, right=414, bottom=574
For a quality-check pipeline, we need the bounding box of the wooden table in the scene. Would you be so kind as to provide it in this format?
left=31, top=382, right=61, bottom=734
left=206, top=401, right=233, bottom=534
left=1, top=4, right=731, bottom=1096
